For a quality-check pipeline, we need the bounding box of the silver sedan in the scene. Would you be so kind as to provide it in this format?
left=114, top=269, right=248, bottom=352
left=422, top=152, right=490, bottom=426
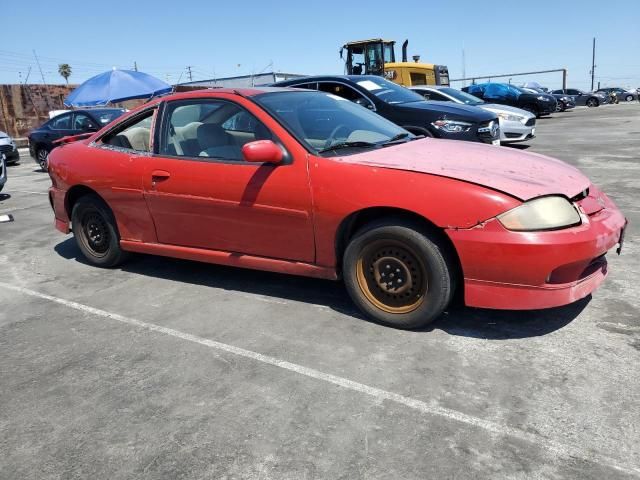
left=410, top=86, right=536, bottom=143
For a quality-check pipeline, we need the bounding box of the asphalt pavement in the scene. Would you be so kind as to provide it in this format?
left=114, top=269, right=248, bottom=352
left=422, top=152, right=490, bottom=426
left=1, top=103, right=639, bottom=479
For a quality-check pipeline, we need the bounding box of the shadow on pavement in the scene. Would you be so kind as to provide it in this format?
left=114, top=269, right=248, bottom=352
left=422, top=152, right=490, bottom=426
left=0, top=193, right=11, bottom=201
left=54, top=237, right=587, bottom=339
left=504, top=144, right=531, bottom=150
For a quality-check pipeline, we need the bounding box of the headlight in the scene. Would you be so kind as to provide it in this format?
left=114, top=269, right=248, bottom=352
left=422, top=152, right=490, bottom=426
left=431, top=119, right=472, bottom=133
left=497, top=112, right=525, bottom=122
left=536, top=95, right=548, bottom=101
left=497, top=196, right=581, bottom=231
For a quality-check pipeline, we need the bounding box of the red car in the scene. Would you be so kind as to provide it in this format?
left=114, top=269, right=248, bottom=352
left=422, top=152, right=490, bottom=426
left=47, top=88, right=627, bottom=329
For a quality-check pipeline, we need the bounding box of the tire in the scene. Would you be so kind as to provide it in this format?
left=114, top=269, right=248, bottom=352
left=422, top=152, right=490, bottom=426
left=555, top=102, right=564, bottom=112
left=343, top=219, right=455, bottom=329
left=625, top=94, right=634, bottom=102
left=586, top=98, right=599, bottom=107
left=36, top=148, right=49, bottom=171
left=71, top=194, right=129, bottom=268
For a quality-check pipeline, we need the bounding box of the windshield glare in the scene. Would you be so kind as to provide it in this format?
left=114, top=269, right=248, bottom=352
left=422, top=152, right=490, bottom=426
left=439, top=87, right=484, bottom=105
left=255, top=91, right=412, bottom=155
left=355, top=77, right=424, bottom=104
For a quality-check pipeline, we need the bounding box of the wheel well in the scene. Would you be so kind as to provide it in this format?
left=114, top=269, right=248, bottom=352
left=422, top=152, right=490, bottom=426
left=65, top=185, right=101, bottom=218
left=334, top=207, right=463, bottom=292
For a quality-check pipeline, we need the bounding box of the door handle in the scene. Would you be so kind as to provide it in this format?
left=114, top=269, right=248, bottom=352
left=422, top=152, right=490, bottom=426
left=151, top=170, right=170, bottom=186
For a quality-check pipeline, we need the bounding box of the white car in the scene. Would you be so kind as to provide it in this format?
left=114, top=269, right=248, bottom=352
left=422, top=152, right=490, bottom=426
left=0, top=131, right=19, bottom=165
left=410, top=86, right=536, bottom=144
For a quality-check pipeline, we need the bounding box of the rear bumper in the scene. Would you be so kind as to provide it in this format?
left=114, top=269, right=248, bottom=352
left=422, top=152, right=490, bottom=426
left=447, top=198, right=627, bottom=310
left=49, top=186, right=70, bottom=233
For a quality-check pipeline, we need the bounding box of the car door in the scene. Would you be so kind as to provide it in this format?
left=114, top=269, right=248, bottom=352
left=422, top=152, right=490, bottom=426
left=142, top=96, right=316, bottom=263
left=43, top=113, right=73, bottom=148
left=71, top=112, right=99, bottom=135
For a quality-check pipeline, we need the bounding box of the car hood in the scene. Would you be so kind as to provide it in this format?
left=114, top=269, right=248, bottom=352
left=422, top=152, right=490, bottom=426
left=480, top=103, right=535, bottom=119
left=336, top=138, right=589, bottom=201
left=397, top=100, right=496, bottom=121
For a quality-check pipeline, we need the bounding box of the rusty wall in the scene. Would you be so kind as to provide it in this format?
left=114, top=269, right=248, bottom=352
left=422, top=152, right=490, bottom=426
left=0, top=84, right=76, bottom=138
left=0, top=85, right=147, bottom=138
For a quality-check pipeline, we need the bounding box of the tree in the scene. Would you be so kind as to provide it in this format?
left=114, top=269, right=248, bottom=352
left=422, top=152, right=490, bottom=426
left=58, top=64, right=72, bottom=85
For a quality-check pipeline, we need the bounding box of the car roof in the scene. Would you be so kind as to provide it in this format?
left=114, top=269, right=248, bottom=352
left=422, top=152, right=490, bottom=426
left=274, top=75, right=384, bottom=85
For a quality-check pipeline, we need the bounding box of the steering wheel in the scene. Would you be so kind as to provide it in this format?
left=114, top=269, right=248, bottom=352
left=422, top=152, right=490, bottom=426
left=324, top=124, right=350, bottom=149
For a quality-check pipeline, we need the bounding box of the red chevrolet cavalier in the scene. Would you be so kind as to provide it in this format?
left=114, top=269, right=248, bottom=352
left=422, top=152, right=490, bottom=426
left=47, top=88, right=627, bottom=329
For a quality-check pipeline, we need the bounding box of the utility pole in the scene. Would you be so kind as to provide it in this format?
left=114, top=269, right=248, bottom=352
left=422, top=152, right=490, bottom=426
left=461, top=47, right=466, bottom=87
left=133, top=61, right=138, bottom=72
left=186, top=66, right=193, bottom=82
left=590, top=37, right=596, bottom=91
left=33, top=49, right=53, bottom=109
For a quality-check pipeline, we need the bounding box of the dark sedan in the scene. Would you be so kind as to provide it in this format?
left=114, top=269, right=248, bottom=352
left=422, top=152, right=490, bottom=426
left=523, top=87, right=575, bottom=112
left=463, top=83, right=557, bottom=117
left=28, top=108, right=125, bottom=170
left=273, top=76, right=500, bottom=144
left=551, top=89, right=607, bottom=107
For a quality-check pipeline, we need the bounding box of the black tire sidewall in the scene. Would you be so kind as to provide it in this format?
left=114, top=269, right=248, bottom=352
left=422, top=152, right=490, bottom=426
left=343, top=221, right=453, bottom=329
left=71, top=195, right=126, bottom=268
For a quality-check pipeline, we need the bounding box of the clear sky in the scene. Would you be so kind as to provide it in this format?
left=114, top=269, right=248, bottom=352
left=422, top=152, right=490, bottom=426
left=2, top=0, right=639, bottom=91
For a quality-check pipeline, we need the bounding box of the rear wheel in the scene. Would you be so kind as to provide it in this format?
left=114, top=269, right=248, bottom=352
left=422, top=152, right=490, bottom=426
left=36, top=148, right=49, bottom=171
left=625, top=94, right=634, bottom=102
left=343, top=220, right=455, bottom=329
left=71, top=194, right=129, bottom=268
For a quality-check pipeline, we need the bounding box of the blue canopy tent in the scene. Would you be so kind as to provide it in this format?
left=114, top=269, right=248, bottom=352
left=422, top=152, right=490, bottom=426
left=64, top=69, right=172, bottom=107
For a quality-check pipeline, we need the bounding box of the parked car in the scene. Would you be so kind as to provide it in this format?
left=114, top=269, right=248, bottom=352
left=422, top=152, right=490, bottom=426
left=596, top=87, right=638, bottom=102
left=0, top=153, right=6, bottom=193
left=0, top=131, right=20, bottom=165
left=47, top=87, right=627, bottom=329
left=551, top=89, right=607, bottom=107
left=408, top=85, right=536, bottom=144
left=462, top=83, right=557, bottom=117
left=523, top=87, right=575, bottom=112
left=28, top=108, right=125, bottom=170
left=273, top=75, right=500, bottom=145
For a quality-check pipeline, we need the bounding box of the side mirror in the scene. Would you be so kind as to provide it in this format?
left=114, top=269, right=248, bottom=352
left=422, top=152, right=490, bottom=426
left=242, top=140, right=283, bottom=164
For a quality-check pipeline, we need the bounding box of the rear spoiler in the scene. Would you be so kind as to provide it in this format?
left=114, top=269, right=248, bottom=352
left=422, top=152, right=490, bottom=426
left=53, top=132, right=94, bottom=146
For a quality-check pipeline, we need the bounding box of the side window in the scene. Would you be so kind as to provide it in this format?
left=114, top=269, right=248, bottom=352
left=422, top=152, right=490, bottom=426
left=101, top=110, right=154, bottom=152
left=484, top=84, right=509, bottom=99
left=467, top=85, right=484, bottom=96
left=50, top=114, right=72, bottom=130
left=161, top=99, right=273, bottom=161
left=427, top=91, right=449, bottom=101
left=73, top=113, right=97, bottom=131
left=317, top=82, right=373, bottom=109
left=290, top=82, right=317, bottom=90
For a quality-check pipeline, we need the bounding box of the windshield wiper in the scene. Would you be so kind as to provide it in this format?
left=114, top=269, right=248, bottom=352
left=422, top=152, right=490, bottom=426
left=380, top=132, right=418, bottom=146
left=317, top=141, right=378, bottom=154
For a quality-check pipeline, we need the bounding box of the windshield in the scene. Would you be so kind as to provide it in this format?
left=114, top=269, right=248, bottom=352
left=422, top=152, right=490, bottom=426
left=354, top=77, right=424, bottom=104
left=90, top=109, right=126, bottom=125
left=254, top=91, right=413, bottom=156
left=438, top=87, right=485, bottom=105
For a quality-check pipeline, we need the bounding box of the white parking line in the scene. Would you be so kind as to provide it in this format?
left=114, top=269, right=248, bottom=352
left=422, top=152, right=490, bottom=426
left=0, top=281, right=638, bottom=477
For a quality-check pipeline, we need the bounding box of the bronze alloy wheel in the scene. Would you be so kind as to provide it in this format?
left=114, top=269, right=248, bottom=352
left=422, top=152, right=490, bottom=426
left=79, top=211, right=111, bottom=258
left=355, top=239, right=428, bottom=314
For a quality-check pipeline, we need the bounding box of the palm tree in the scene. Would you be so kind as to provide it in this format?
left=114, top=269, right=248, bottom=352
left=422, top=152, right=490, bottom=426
left=58, top=64, right=72, bottom=85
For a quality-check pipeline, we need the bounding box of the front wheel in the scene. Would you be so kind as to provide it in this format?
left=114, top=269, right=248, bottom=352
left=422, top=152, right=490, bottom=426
left=625, top=94, right=634, bottom=102
left=36, top=148, right=49, bottom=171
left=71, top=194, right=129, bottom=268
left=555, top=102, right=564, bottom=112
left=343, top=220, right=455, bottom=329
left=586, top=98, right=599, bottom=107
